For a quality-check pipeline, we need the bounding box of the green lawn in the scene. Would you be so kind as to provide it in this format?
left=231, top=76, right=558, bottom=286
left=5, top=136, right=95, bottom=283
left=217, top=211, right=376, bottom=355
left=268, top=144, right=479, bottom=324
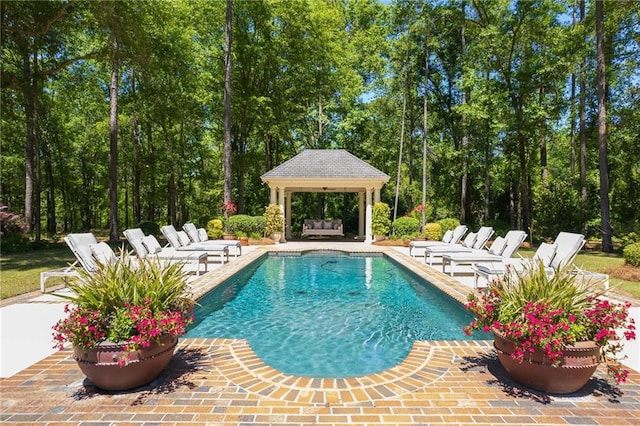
left=2, top=244, right=639, bottom=301
left=1, top=245, right=75, bottom=299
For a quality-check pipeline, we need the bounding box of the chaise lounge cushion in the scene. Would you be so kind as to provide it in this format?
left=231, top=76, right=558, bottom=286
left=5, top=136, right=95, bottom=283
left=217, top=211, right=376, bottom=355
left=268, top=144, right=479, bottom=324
left=89, top=242, right=117, bottom=266
left=142, top=235, right=163, bottom=254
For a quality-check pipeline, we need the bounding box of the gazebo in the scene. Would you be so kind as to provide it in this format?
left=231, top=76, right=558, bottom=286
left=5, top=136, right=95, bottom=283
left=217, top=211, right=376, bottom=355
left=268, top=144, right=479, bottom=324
left=260, top=149, right=390, bottom=243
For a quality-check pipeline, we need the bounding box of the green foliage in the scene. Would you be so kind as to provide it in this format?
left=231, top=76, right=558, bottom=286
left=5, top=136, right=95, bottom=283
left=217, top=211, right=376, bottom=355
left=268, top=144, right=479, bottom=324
left=437, top=218, right=460, bottom=234
left=424, top=223, right=443, bottom=241
left=107, top=307, right=137, bottom=343
left=263, top=204, right=284, bottom=235
left=58, top=254, right=193, bottom=318
left=485, top=219, right=510, bottom=237
left=0, top=205, right=30, bottom=254
left=392, top=216, right=420, bottom=237
left=136, top=221, right=160, bottom=237
left=532, top=179, right=584, bottom=240
left=621, top=232, right=639, bottom=247
left=227, top=215, right=265, bottom=236
left=206, top=219, right=223, bottom=239
left=623, top=243, right=640, bottom=267
left=371, top=202, right=391, bottom=236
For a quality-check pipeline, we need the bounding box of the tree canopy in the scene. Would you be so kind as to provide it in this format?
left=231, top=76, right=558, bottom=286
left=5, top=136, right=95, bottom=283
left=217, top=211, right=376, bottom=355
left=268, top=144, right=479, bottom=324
left=2, top=0, right=638, bottom=249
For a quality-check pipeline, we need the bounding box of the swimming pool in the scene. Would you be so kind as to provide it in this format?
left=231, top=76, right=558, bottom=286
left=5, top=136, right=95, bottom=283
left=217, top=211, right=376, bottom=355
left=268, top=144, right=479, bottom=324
left=186, top=251, right=479, bottom=378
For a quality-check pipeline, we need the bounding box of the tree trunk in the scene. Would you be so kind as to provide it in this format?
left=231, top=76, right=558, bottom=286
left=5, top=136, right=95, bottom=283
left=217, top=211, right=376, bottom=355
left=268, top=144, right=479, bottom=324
left=421, top=19, right=429, bottom=230
left=394, top=34, right=410, bottom=222
left=539, top=88, right=548, bottom=181
left=43, top=139, right=56, bottom=235
left=108, top=34, right=119, bottom=242
left=32, top=51, right=41, bottom=242
left=595, top=0, right=613, bottom=253
left=579, top=0, right=588, bottom=233
left=146, top=122, right=155, bottom=222
left=223, top=0, right=233, bottom=205
left=23, top=48, right=34, bottom=234
left=460, top=3, right=468, bottom=224
left=569, top=0, right=578, bottom=176
left=131, top=70, right=141, bottom=225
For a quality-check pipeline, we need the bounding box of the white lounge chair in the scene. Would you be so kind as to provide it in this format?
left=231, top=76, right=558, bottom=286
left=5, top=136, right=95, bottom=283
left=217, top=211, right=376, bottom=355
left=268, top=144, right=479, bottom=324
left=408, top=225, right=468, bottom=256
left=440, top=230, right=528, bottom=277
left=182, top=222, right=242, bottom=257
left=41, top=233, right=119, bottom=293
left=424, top=226, right=495, bottom=266
left=123, top=228, right=212, bottom=276
left=161, top=224, right=240, bottom=258
left=472, top=231, right=586, bottom=287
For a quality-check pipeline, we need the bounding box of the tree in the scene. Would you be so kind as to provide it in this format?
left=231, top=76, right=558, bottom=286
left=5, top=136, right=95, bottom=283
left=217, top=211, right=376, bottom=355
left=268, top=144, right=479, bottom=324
left=595, top=0, right=612, bottom=252
left=223, top=0, right=233, bottom=209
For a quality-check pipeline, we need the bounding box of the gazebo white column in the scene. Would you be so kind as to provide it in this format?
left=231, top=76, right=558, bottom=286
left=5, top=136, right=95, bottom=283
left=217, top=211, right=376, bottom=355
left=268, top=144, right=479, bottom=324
left=374, top=188, right=381, bottom=203
left=365, top=188, right=373, bottom=244
left=270, top=187, right=277, bottom=205
left=358, top=192, right=365, bottom=240
left=278, top=187, right=286, bottom=243
left=285, top=190, right=292, bottom=240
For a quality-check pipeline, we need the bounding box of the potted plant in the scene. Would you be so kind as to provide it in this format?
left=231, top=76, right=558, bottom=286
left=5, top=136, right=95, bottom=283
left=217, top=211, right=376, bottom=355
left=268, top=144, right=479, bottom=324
left=221, top=199, right=237, bottom=239
left=371, top=202, right=391, bottom=241
left=236, top=231, right=249, bottom=246
left=264, top=203, right=284, bottom=243
left=52, top=255, right=194, bottom=391
left=463, top=262, right=636, bottom=394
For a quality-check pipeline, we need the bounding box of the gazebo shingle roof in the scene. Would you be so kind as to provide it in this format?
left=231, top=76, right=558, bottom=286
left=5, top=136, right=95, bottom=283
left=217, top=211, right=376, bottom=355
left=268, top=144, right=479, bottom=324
left=261, top=149, right=389, bottom=179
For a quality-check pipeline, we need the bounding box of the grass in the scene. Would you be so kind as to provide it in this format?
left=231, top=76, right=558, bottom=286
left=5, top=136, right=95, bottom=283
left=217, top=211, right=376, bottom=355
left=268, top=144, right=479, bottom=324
left=2, top=242, right=639, bottom=301
left=1, top=244, right=76, bottom=299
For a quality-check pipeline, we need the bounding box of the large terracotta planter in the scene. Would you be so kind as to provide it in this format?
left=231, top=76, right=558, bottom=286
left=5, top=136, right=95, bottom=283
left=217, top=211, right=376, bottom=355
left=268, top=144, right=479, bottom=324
left=73, top=334, right=178, bottom=391
left=222, top=234, right=235, bottom=240
left=493, top=329, right=600, bottom=394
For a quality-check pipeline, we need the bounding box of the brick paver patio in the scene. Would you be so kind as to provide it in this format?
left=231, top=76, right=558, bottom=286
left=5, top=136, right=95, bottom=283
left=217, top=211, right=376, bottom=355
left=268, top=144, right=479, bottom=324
left=2, top=244, right=638, bottom=425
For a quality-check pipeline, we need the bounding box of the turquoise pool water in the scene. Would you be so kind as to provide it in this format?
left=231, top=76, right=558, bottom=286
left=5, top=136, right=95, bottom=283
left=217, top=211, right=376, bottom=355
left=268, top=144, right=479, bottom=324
left=186, top=251, right=478, bottom=378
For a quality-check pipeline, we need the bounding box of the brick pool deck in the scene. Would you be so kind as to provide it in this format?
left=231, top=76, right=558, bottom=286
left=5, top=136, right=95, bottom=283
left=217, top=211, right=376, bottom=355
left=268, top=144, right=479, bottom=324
left=1, top=243, right=639, bottom=425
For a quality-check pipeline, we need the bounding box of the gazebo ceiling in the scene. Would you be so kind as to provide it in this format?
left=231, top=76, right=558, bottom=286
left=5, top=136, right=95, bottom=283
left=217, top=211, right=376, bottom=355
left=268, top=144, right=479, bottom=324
left=260, top=149, right=389, bottom=192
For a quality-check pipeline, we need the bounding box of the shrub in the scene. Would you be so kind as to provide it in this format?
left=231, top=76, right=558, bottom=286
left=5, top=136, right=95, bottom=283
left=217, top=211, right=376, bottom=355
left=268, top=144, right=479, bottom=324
left=392, top=216, right=421, bottom=237
left=206, top=219, right=224, bottom=239
left=0, top=205, right=29, bottom=254
left=484, top=219, right=510, bottom=237
left=423, top=223, right=442, bottom=240
left=264, top=204, right=284, bottom=236
left=532, top=179, right=584, bottom=239
left=623, top=242, right=640, bottom=267
left=136, top=220, right=160, bottom=237
left=621, top=232, right=639, bottom=247
left=371, top=202, right=391, bottom=236
left=228, top=214, right=265, bottom=235
left=437, top=218, right=460, bottom=234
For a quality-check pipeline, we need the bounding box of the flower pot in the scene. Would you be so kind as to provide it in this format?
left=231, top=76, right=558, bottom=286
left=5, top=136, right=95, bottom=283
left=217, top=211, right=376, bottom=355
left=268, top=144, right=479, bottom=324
left=374, top=235, right=386, bottom=242
left=73, top=334, right=178, bottom=391
left=493, top=329, right=600, bottom=394
left=239, top=236, right=249, bottom=246
left=270, top=233, right=282, bottom=244
left=222, top=234, right=235, bottom=240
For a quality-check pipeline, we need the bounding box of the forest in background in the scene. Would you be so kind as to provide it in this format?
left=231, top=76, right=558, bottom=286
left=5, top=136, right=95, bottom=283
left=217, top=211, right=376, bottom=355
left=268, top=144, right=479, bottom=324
left=2, top=0, right=639, bottom=251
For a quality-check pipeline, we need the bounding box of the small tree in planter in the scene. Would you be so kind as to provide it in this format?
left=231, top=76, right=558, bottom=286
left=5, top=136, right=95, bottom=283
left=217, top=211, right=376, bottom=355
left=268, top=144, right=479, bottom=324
left=371, top=202, right=391, bottom=240
left=264, top=204, right=284, bottom=243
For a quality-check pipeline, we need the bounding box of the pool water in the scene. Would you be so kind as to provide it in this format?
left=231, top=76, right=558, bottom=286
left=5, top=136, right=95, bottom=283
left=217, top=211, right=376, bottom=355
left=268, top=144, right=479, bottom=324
left=186, top=252, right=478, bottom=378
